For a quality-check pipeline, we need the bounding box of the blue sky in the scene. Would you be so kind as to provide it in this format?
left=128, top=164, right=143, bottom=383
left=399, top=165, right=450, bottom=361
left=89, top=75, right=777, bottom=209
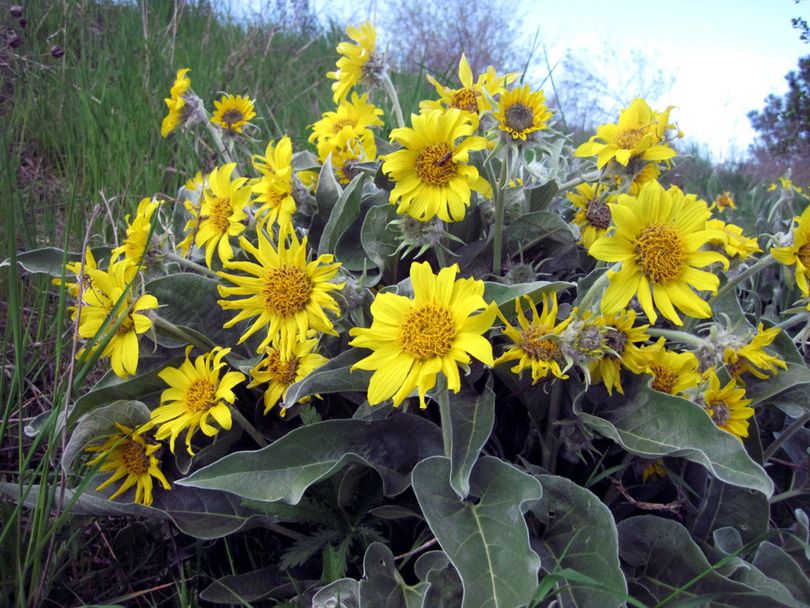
left=262, top=0, right=810, bottom=160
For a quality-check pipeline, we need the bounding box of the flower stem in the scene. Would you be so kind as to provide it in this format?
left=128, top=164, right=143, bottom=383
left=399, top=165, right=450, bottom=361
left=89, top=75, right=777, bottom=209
left=764, top=411, right=810, bottom=461
left=709, top=253, right=776, bottom=306
left=164, top=251, right=220, bottom=279
left=435, top=376, right=452, bottom=458
left=577, top=266, right=613, bottom=312
left=776, top=312, right=810, bottom=330
left=770, top=487, right=808, bottom=505
left=229, top=406, right=268, bottom=449
left=203, top=116, right=235, bottom=165
left=558, top=170, right=601, bottom=193
left=492, top=146, right=511, bottom=275
left=646, top=328, right=708, bottom=348
left=149, top=314, right=214, bottom=352
left=541, top=379, right=563, bottom=473
left=381, top=72, right=405, bottom=129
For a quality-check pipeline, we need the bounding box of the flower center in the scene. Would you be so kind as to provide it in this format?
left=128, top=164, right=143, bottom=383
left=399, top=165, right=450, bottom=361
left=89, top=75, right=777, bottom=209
left=605, top=328, right=628, bottom=357
left=116, top=315, right=135, bottom=335
left=415, top=143, right=457, bottom=187
left=185, top=378, right=217, bottom=413
left=615, top=126, right=647, bottom=150
left=576, top=326, right=604, bottom=355
left=207, top=196, right=233, bottom=233
left=450, top=88, right=481, bottom=113
left=504, top=102, right=534, bottom=133
left=331, top=118, right=355, bottom=133
left=797, top=243, right=810, bottom=268
left=222, top=108, right=245, bottom=128
left=520, top=325, right=562, bottom=361
left=264, top=350, right=300, bottom=384
left=585, top=197, right=612, bottom=229
left=648, top=363, right=677, bottom=393
left=635, top=223, right=686, bottom=283
left=709, top=401, right=731, bottom=426
left=120, top=440, right=150, bottom=476
left=262, top=265, right=313, bottom=317
left=398, top=305, right=456, bottom=361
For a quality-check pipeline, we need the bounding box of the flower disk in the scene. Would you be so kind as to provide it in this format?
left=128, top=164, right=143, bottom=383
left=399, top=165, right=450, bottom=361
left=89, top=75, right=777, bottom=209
left=217, top=224, right=344, bottom=357
left=494, top=84, right=553, bottom=141
left=588, top=181, right=729, bottom=325
left=382, top=109, right=491, bottom=222
left=349, top=261, right=497, bottom=408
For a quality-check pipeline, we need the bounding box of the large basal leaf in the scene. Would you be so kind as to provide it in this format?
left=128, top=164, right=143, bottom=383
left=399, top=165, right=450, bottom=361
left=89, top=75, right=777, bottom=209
left=446, top=378, right=495, bottom=499
left=312, top=578, right=360, bottom=608
left=531, top=474, right=627, bottom=608
left=202, top=567, right=312, bottom=605
left=62, top=399, right=151, bottom=473
left=146, top=273, right=244, bottom=349
left=412, top=455, right=542, bottom=608
left=318, top=173, right=365, bottom=257
left=178, top=415, right=443, bottom=504
left=68, top=355, right=184, bottom=427
left=753, top=542, right=810, bottom=605
left=358, top=543, right=426, bottom=608
left=746, top=363, right=810, bottom=406
left=283, top=348, right=370, bottom=407
left=413, top=551, right=463, bottom=608
left=573, top=378, right=773, bottom=496
left=1, top=245, right=112, bottom=276
left=526, top=180, right=559, bottom=212
left=504, top=210, right=575, bottom=253
left=483, top=280, right=574, bottom=317
left=618, top=515, right=781, bottom=607
left=361, top=203, right=399, bottom=269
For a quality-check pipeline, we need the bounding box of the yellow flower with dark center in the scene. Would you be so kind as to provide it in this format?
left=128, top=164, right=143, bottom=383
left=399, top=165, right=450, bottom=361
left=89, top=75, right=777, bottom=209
left=349, top=261, right=497, bottom=408
left=420, top=53, right=515, bottom=116
left=588, top=181, right=729, bottom=325
left=112, top=198, right=160, bottom=269
left=327, top=22, right=376, bottom=103
left=494, top=293, right=572, bottom=383
left=85, top=422, right=171, bottom=506
left=772, top=204, right=810, bottom=295
left=575, top=98, right=677, bottom=168
left=723, top=323, right=786, bottom=381
left=712, top=191, right=736, bottom=211
left=568, top=182, right=618, bottom=249
left=195, top=163, right=251, bottom=268
left=317, top=127, right=377, bottom=184
left=702, top=368, right=754, bottom=440
left=152, top=346, right=246, bottom=454
left=217, top=223, right=344, bottom=357
left=707, top=219, right=761, bottom=260
left=161, top=68, right=192, bottom=138
left=211, top=94, right=256, bottom=134
left=248, top=335, right=328, bottom=415
left=494, top=84, right=553, bottom=141
left=589, top=310, right=650, bottom=396
left=638, top=338, right=701, bottom=396
left=76, top=260, right=158, bottom=378
left=309, top=92, right=384, bottom=146
left=251, top=136, right=296, bottom=227
left=382, top=109, right=491, bottom=222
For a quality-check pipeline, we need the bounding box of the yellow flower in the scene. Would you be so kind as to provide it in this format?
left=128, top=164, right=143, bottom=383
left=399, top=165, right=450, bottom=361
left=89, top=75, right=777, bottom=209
left=568, top=182, right=618, bottom=249
left=589, top=310, right=650, bottom=396
left=184, top=171, right=204, bottom=192
left=317, top=127, right=377, bottom=184
left=308, top=92, right=384, bottom=146
left=702, top=369, right=754, bottom=440
left=327, top=22, right=376, bottom=103
left=248, top=335, right=328, bottom=415
left=575, top=98, right=677, bottom=168
left=251, top=136, right=296, bottom=228
left=112, top=198, right=160, bottom=268
left=195, top=163, right=251, bottom=268
left=382, top=109, right=491, bottom=222
left=420, top=53, right=515, bottom=116
left=772, top=204, right=810, bottom=295
left=349, top=262, right=497, bottom=408
left=589, top=181, right=729, bottom=325
left=769, top=177, right=805, bottom=194
left=494, top=293, right=572, bottom=383
left=85, top=422, right=171, bottom=506
left=706, top=218, right=761, bottom=260
left=641, top=459, right=667, bottom=482
left=494, top=84, right=553, bottom=141
left=55, top=247, right=98, bottom=298
left=297, top=170, right=319, bottom=193
left=712, top=191, right=736, bottom=211
left=217, top=223, right=344, bottom=357
left=638, top=337, right=701, bottom=396
left=211, top=94, right=256, bottom=134
left=76, top=260, right=158, bottom=378
left=161, top=68, right=192, bottom=138
left=152, top=346, right=246, bottom=454
left=723, top=323, right=786, bottom=381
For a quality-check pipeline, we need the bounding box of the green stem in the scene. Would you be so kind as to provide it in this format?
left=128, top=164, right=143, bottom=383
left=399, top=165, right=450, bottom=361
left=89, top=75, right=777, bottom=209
left=435, top=376, right=452, bottom=458
left=164, top=251, right=220, bottom=279
left=149, top=314, right=214, bottom=352
left=764, top=412, right=810, bottom=461
left=229, top=406, right=268, bottom=449
left=541, top=379, right=563, bottom=473
left=557, top=171, right=601, bottom=193
left=776, top=312, right=810, bottom=330
left=709, top=253, right=776, bottom=306
left=203, top=116, right=234, bottom=165
left=577, top=266, right=613, bottom=312
left=381, top=72, right=405, bottom=129
left=770, top=487, right=809, bottom=505
left=492, top=146, right=511, bottom=275
left=646, top=328, right=708, bottom=348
